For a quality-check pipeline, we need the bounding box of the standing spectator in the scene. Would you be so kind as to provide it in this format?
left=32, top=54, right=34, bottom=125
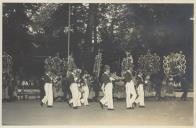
left=92, top=74, right=100, bottom=102
left=40, top=76, right=45, bottom=101
left=161, top=78, right=167, bottom=99
left=61, top=74, right=68, bottom=101
left=181, top=77, right=189, bottom=101
left=8, top=75, right=16, bottom=101
left=152, top=74, right=162, bottom=101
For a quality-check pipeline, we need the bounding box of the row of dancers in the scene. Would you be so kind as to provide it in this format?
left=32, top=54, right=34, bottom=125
left=40, top=69, right=91, bottom=108
left=40, top=65, right=146, bottom=110
left=99, top=65, right=145, bottom=110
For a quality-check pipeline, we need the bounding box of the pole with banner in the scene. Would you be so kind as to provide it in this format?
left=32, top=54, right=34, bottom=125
left=67, top=3, right=71, bottom=64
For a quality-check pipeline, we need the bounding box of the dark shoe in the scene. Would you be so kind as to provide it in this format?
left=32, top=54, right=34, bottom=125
left=156, top=97, right=161, bottom=101
left=47, top=105, right=53, bottom=108
left=93, top=97, right=98, bottom=102
left=130, top=107, right=134, bottom=109
left=67, top=100, right=72, bottom=107
left=69, top=103, right=72, bottom=107
left=133, top=102, right=136, bottom=107
left=68, top=103, right=72, bottom=108
left=107, top=108, right=114, bottom=110
left=99, top=101, right=104, bottom=109
left=40, top=101, right=43, bottom=107
left=127, top=107, right=134, bottom=109
left=73, top=107, right=78, bottom=109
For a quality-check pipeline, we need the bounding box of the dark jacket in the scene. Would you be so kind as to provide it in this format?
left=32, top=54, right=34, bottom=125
left=124, top=71, right=132, bottom=82
left=43, top=74, right=52, bottom=83
left=101, top=73, right=111, bottom=85
left=68, top=73, right=75, bottom=84
left=136, top=76, right=144, bottom=87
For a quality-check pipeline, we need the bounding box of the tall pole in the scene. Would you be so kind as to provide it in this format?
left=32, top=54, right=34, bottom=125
left=67, top=3, right=71, bottom=63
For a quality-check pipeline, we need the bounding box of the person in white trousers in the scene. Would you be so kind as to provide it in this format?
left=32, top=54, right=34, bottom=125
left=69, top=83, right=81, bottom=108
left=80, top=72, right=90, bottom=106
left=80, top=84, right=89, bottom=106
left=135, top=73, right=145, bottom=108
left=99, top=65, right=115, bottom=110
left=41, top=72, right=53, bottom=108
left=124, top=70, right=137, bottom=109
left=69, top=69, right=81, bottom=109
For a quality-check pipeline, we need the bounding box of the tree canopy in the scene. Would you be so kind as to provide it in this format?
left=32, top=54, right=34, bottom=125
left=3, top=3, right=193, bottom=83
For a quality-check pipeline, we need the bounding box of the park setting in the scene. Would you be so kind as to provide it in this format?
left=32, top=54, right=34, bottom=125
left=2, top=3, right=194, bottom=126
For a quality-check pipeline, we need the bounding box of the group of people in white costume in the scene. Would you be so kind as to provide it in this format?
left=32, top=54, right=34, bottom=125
left=40, top=50, right=146, bottom=110
left=68, top=69, right=90, bottom=109
left=41, top=68, right=91, bottom=109
left=99, top=64, right=145, bottom=110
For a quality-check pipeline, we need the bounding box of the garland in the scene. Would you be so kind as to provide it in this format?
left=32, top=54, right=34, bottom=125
left=138, top=50, right=160, bottom=76
left=3, top=52, right=13, bottom=75
left=67, top=55, right=77, bottom=72
left=163, top=51, right=186, bottom=77
left=2, top=52, right=13, bottom=88
left=121, top=54, right=134, bottom=74
left=93, top=51, right=102, bottom=77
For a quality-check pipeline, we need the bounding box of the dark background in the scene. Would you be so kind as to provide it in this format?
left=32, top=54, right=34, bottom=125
left=2, top=3, right=193, bottom=86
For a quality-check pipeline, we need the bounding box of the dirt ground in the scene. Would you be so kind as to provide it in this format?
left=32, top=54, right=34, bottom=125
left=2, top=99, right=193, bottom=126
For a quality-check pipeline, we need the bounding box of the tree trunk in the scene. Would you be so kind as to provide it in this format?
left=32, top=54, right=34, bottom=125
left=84, top=4, right=98, bottom=73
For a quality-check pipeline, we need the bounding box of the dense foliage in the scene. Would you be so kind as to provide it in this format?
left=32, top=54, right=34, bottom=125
left=3, top=3, right=193, bottom=85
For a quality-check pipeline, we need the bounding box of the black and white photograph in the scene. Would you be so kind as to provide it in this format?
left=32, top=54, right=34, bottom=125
left=1, top=1, right=194, bottom=126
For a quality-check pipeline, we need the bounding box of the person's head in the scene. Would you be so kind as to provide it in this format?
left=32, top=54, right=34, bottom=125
left=137, top=76, right=143, bottom=83
left=56, top=52, right=60, bottom=57
left=73, top=69, right=77, bottom=74
left=83, top=70, right=88, bottom=74
left=169, top=77, right=174, bottom=81
left=75, top=69, right=82, bottom=75
left=126, top=69, right=132, bottom=73
left=126, top=51, right=130, bottom=56
left=146, top=75, right=150, bottom=80
left=104, top=65, right=110, bottom=74
left=138, top=72, right=143, bottom=78
left=46, top=71, right=51, bottom=76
